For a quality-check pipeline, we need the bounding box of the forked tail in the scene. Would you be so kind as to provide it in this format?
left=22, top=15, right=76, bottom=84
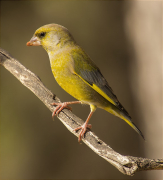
left=121, top=115, right=145, bottom=140
left=105, top=106, right=145, bottom=140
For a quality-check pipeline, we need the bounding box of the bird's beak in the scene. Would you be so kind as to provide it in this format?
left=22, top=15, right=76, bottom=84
left=26, top=36, right=41, bottom=46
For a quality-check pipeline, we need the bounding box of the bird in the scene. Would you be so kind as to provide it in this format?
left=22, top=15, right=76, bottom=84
left=26, top=23, right=144, bottom=142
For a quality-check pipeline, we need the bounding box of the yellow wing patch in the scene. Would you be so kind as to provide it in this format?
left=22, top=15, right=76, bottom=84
left=74, top=72, right=116, bottom=106
left=92, top=84, right=116, bottom=105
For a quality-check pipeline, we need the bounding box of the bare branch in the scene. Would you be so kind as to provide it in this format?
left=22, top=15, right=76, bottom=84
left=0, top=47, right=162, bottom=176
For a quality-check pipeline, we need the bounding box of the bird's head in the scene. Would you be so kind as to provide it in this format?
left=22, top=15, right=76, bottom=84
left=27, top=24, right=75, bottom=52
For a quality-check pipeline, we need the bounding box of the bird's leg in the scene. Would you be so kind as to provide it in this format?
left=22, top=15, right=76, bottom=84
left=74, top=111, right=94, bottom=142
left=51, top=101, right=81, bottom=117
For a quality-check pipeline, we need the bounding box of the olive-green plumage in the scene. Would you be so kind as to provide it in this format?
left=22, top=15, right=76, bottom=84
left=27, top=24, right=144, bottom=141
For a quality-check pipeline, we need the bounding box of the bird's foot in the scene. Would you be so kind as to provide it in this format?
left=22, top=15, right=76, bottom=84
left=51, top=102, right=72, bottom=117
left=74, top=123, right=92, bottom=142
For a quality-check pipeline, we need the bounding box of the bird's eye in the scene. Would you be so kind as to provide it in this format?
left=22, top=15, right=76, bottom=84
left=40, top=32, right=46, bottom=38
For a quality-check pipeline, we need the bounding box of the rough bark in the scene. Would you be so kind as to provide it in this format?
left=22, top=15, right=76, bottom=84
left=0, top=48, right=163, bottom=176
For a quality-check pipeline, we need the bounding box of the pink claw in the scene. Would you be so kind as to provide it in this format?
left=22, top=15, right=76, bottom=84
left=51, top=102, right=72, bottom=117
left=74, top=123, right=92, bottom=142
left=51, top=101, right=93, bottom=142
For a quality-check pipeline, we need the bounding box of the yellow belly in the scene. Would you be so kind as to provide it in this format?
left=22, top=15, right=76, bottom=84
left=53, top=68, right=93, bottom=103
left=49, top=50, right=110, bottom=108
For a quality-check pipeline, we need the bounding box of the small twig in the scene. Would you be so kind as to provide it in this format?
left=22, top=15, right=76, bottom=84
left=0, top=47, right=162, bottom=176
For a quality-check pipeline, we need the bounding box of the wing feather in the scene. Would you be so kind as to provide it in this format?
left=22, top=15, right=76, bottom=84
left=71, top=48, right=130, bottom=117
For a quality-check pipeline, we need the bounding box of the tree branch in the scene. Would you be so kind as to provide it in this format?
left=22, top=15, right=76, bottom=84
left=0, top=47, right=162, bottom=176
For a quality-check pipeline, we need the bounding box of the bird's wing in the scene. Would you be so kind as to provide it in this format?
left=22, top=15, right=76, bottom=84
left=71, top=48, right=130, bottom=116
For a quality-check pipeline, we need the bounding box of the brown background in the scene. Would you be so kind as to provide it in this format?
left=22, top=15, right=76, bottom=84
left=0, top=1, right=162, bottom=179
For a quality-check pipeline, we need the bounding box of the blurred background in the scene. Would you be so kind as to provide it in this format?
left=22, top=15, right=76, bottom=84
left=0, top=1, right=162, bottom=179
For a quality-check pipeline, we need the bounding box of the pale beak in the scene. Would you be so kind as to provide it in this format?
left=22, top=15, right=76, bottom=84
left=26, top=36, right=41, bottom=46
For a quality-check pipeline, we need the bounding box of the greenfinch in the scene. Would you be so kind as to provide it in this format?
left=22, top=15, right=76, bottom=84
left=27, top=24, right=144, bottom=142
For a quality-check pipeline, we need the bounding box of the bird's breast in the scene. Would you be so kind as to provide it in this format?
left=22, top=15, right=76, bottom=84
left=48, top=50, right=110, bottom=107
left=49, top=53, right=85, bottom=100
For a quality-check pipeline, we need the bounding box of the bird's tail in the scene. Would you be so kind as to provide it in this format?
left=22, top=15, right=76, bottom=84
left=105, top=106, right=145, bottom=140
